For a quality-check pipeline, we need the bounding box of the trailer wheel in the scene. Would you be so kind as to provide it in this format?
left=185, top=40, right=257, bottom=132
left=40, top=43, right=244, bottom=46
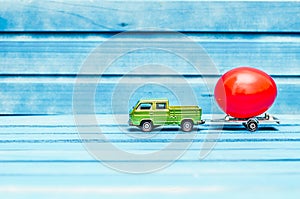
left=246, top=119, right=258, bottom=132
left=181, top=120, right=193, bottom=132
left=140, top=120, right=153, bottom=132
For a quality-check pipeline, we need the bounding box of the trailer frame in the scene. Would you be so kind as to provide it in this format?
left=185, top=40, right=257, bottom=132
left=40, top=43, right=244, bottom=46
left=208, top=113, right=280, bottom=132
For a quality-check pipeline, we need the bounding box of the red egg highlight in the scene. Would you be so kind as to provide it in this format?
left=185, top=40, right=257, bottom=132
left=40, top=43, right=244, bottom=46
left=214, top=67, right=277, bottom=118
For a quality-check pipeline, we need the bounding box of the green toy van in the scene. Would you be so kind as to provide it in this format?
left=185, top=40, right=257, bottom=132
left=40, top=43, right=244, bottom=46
left=128, top=99, right=205, bottom=132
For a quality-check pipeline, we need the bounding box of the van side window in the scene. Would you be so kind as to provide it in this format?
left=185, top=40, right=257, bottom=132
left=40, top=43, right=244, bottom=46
left=137, top=103, right=152, bottom=110
left=156, top=103, right=166, bottom=110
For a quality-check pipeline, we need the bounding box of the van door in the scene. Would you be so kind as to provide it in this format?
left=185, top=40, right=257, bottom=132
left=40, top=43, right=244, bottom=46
left=133, top=102, right=153, bottom=124
left=153, top=102, right=170, bottom=125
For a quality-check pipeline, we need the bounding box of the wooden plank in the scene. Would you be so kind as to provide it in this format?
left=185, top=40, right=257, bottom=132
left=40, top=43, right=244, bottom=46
left=0, top=77, right=299, bottom=114
left=0, top=1, right=299, bottom=32
left=0, top=33, right=300, bottom=75
left=0, top=174, right=299, bottom=199
left=1, top=141, right=300, bottom=161
left=1, top=161, right=300, bottom=176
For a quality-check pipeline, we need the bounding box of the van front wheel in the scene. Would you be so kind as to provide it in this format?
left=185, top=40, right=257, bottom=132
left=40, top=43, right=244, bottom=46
left=140, top=121, right=153, bottom=132
left=181, top=120, right=193, bottom=132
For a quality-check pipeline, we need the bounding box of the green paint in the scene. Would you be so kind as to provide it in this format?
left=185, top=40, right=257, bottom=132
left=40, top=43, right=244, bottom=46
left=128, top=99, right=204, bottom=132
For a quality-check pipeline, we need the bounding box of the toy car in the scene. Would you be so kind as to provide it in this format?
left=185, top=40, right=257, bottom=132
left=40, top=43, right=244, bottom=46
left=128, top=99, right=205, bottom=132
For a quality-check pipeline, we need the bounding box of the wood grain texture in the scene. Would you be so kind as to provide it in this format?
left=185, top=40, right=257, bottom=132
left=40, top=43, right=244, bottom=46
left=1, top=33, right=300, bottom=75
left=0, top=77, right=299, bottom=114
left=0, top=115, right=299, bottom=199
left=0, top=0, right=300, bottom=198
left=0, top=1, right=299, bottom=32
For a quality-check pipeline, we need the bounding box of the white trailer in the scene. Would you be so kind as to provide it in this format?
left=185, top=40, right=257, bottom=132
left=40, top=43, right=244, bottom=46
left=208, top=113, right=280, bottom=132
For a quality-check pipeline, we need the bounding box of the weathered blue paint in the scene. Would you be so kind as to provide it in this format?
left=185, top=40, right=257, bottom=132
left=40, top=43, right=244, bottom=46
left=0, top=0, right=299, bottom=198
left=0, top=1, right=299, bottom=32
left=0, top=79, right=299, bottom=114
left=0, top=115, right=300, bottom=198
left=0, top=34, right=300, bottom=75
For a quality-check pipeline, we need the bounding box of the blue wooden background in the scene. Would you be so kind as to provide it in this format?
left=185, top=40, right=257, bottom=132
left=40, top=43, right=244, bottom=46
left=0, top=1, right=300, bottom=198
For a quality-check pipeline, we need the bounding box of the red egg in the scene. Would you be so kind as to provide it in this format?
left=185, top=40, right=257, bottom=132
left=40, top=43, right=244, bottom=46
left=214, top=67, right=277, bottom=118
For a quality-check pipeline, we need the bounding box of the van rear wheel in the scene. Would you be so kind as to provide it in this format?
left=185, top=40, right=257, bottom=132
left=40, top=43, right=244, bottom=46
left=181, top=120, right=193, bottom=132
left=140, top=121, right=153, bottom=132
